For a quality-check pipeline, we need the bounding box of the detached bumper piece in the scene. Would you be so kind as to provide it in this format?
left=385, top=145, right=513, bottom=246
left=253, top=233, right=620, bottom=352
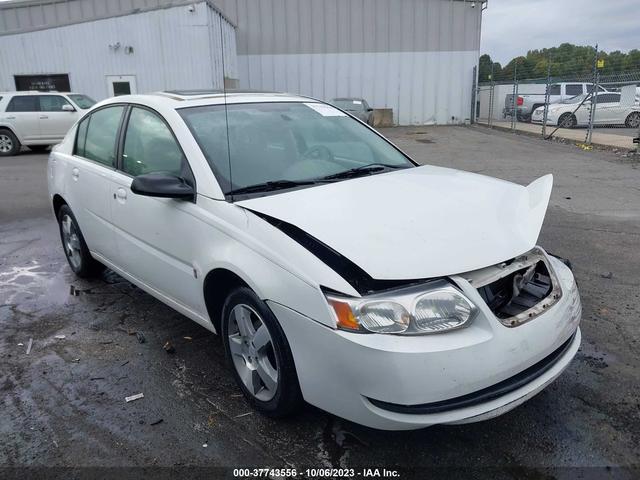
left=367, top=331, right=576, bottom=415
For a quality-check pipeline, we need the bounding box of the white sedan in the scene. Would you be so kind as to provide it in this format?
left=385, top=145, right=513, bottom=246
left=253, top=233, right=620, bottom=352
left=532, top=92, right=640, bottom=128
left=48, top=91, right=581, bottom=430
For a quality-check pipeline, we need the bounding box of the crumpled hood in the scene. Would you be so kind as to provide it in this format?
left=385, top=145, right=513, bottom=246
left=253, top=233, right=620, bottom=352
left=237, top=165, right=553, bottom=280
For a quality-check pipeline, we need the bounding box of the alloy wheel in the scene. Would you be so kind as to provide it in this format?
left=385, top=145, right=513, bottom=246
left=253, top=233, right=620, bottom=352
left=227, top=304, right=279, bottom=401
left=627, top=112, right=640, bottom=128
left=0, top=134, right=13, bottom=153
left=61, top=214, right=82, bottom=270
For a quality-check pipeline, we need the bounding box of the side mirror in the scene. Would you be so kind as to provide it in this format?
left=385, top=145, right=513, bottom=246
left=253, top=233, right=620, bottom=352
left=62, top=104, right=75, bottom=112
left=367, top=108, right=374, bottom=112
left=130, top=173, right=195, bottom=200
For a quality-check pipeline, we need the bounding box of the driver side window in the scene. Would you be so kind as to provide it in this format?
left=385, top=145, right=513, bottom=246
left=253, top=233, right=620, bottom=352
left=122, top=107, right=185, bottom=176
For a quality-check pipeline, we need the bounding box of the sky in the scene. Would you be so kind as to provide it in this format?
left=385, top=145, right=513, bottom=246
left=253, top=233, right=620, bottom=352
left=481, top=0, right=640, bottom=64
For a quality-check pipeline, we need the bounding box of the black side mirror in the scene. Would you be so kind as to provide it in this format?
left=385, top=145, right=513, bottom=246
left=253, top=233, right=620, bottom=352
left=367, top=108, right=374, bottom=112
left=131, top=173, right=195, bottom=200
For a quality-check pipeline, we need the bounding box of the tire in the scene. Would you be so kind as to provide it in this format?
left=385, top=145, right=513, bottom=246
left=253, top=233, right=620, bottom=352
left=221, top=287, right=303, bottom=417
left=0, top=129, right=20, bottom=156
left=29, top=145, right=50, bottom=153
left=57, top=205, right=104, bottom=278
left=558, top=113, right=576, bottom=128
left=625, top=112, right=640, bottom=128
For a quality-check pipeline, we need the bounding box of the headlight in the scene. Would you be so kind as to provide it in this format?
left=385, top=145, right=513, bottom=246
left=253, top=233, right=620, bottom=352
left=325, top=281, right=477, bottom=335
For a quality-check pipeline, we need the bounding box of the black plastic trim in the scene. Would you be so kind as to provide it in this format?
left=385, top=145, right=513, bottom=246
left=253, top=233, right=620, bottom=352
left=367, top=331, right=577, bottom=415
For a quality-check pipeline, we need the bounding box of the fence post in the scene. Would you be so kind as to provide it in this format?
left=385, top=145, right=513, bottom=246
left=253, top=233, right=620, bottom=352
left=488, top=62, right=495, bottom=127
left=471, top=65, right=477, bottom=124
left=586, top=44, right=599, bottom=145
left=510, top=62, right=518, bottom=131
left=542, top=57, right=551, bottom=139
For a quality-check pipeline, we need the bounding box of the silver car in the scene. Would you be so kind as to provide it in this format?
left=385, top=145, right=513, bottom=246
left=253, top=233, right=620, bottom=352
left=331, top=98, right=373, bottom=124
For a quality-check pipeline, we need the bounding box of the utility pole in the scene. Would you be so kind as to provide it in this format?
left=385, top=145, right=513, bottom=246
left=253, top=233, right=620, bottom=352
left=586, top=44, right=599, bottom=145
left=488, top=62, right=495, bottom=127
left=511, top=61, right=518, bottom=131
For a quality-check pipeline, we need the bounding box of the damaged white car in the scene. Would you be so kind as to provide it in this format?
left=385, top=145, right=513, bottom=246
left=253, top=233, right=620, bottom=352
left=48, top=91, right=581, bottom=430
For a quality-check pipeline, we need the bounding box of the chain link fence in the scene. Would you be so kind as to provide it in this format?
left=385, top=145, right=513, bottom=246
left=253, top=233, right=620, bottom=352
left=474, top=46, right=640, bottom=151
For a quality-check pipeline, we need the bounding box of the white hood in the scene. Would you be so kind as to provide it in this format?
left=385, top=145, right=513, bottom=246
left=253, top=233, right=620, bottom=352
left=238, top=165, right=553, bottom=280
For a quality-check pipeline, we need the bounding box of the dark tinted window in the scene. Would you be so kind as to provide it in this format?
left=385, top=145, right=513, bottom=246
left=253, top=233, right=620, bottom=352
left=6, top=96, right=39, bottom=112
left=549, top=85, right=561, bottom=95
left=75, top=116, right=90, bottom=157
left=122, top=107, right=184, bottom=176
left=596, top=94, right=620, bottom=104
left=39, top=95, right=72, bottom=112
left=565, top=84, right=583, bottom=96
left=83, top=106, right=124, bottom=166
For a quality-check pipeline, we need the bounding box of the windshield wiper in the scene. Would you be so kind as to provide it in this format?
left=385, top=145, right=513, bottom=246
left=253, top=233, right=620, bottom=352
left=227, top=179, right=319, bottom=196
left=320, top=163, right=407, bottom=181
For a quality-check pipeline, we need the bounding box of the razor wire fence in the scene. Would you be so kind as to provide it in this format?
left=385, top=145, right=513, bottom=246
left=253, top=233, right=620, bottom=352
left=473, top=45, right=640, bottom=151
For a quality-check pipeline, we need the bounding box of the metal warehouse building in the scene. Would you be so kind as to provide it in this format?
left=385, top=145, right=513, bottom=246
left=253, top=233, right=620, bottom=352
left=0, top=0, right=484, bottom=125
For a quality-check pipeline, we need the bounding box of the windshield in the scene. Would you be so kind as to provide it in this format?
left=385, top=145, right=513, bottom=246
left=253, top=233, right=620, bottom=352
left=68, top=94, right=97, bottom=109
left=179, top=102, right=413, bottom=196
left=332, top=99, right=365, bottom=111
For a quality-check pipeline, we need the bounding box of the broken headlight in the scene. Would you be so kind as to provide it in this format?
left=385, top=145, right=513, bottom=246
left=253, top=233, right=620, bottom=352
left=325, top=281, right=477, bottom=335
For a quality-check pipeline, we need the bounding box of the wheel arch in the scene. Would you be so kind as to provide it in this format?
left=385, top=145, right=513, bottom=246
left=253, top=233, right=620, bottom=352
left=52, top=194, right=68, bottom=219
left=0, top=124, right=22, bottom=143
left=203, top=267, right=253, bottom=334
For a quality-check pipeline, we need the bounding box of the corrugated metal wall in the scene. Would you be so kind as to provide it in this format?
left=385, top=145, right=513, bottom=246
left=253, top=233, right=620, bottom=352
left=0, top=2, right=238, bottom=100
left=215, top=0, right=482, bottom=125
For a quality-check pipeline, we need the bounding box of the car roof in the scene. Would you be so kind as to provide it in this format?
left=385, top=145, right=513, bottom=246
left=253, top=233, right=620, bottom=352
left=98, top=90, right=318, bottom=109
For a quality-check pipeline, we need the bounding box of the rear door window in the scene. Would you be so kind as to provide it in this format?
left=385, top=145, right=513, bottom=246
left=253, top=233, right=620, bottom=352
left=549, top=85, right=561, bottom=95
left=82, top=106, right=125, bottom=167
left=565, top=84, right=583, bottom=96
left=6, top=95, right=39, bottom=112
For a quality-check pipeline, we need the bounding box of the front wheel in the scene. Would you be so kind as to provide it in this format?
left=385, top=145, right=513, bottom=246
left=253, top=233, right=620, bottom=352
left=221, top=287, right=303, bottom=417
left=0, top=130, right=20, bottom=156
left=625, top=112, right=640, bottom=128
left=558, top=113, right=576, bottom=128
left=57, top=205, right=104, bottom=278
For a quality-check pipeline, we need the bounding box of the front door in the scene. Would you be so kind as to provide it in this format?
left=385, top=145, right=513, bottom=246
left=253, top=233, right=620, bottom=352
left=106, top=75, right=137, bottom=98
left=38, top=95, right=80, bottom=142
left=109, top=106, right=202, bottom=315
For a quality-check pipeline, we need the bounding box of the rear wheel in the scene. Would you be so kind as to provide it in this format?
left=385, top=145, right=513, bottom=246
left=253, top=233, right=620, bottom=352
left=0, top=130, right=20, bottom=156
left=221, top=287, right=302, bottom=417
left=57, top=205, right=104, bottom=278
left=558, top=113, right=576, bottom=128
left=625, top=112, right=640, bottom=128
left=29, top=145, right=50, bottom=153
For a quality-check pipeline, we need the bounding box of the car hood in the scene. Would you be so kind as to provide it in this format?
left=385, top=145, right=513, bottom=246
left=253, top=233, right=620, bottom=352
left=237, top=165, right=553, bottom=280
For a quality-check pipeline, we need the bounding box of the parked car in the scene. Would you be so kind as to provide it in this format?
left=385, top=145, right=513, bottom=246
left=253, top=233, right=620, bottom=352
left=331, top=97, right=374, bottom=124
left=0, top=91, right=96, bottom=156
left=506, top=83, right=607, bottom=122
left=531, top=92, right=640, bottom=128
left=48, top=91, right=582, bottom=430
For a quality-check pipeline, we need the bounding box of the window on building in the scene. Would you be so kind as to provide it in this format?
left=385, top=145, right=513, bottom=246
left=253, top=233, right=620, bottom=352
left=83, top=106, right=125, bottom=167
left=122, top=107, right=185, bottom=176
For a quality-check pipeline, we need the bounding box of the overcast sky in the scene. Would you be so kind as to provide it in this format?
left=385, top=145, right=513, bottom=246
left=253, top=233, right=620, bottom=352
left=481, top=0, right=640, bottom=64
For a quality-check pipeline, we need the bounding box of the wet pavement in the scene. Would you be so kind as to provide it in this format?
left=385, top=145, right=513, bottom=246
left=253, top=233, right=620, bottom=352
left=1, top=129, right=639, bottom=478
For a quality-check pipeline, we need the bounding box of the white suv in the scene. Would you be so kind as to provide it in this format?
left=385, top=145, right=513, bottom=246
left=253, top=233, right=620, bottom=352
left=0, top=91, right=96, bottom=156
left=48, top=91, right=581, bottom=430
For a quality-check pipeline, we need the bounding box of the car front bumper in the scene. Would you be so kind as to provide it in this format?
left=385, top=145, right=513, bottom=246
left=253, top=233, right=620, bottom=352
left=268, top=257, right=581, bottom=430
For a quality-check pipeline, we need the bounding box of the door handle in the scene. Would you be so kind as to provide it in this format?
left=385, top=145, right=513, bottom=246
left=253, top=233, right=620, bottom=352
left=71, top=167, right=79, bottom=180
left=5, top=116, right=15, bottom=120
left=116, top=187, right=127, bottom=202
left=39, top=115, right=49, bottom=119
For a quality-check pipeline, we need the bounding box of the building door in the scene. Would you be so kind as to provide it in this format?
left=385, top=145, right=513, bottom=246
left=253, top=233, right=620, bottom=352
left=106, top=75, right=137, bottom=97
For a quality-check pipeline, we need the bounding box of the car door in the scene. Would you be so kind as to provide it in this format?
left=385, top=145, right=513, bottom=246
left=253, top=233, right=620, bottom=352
left=3, top=95, right=40, bottom=142
left=67, top=105, right=124, bottom=261
left=595, top=93, right=623, bottom=125
left=38, top=95, right=80, bottom=141
left=109, top=105, right=202, bottom=312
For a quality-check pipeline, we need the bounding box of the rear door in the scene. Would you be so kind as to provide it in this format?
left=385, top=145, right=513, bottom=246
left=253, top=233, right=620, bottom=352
left=38, top=95, right=80, bottom=141
left=67, top=105, right=124, bottom=261
left=3, top=95, right=40, bottom=142
left=109, top=105, right=202, bottom=312
left=594, top=93, right=623, bottom=125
